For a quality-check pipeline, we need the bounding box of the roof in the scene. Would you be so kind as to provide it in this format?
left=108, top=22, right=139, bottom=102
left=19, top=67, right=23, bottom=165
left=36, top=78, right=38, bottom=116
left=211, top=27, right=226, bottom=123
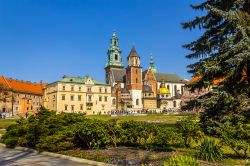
left=158, top=87, right=171, bottom=94
left=0, top=76, right=46, bottom=95
left=58, top=76, right=108, bottom=85
left=128, top=46, right=139, bottom=58
left=187, top=75, right=224, bottom=85
left=121, top=88, right=130, bottom=94
left=143, top=85, right=153, bottom=93
left=142, top=70, right=187, bottom=83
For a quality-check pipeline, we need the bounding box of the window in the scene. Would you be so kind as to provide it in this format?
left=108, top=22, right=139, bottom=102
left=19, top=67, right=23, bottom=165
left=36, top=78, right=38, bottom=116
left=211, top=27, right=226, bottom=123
left=70, top=95, right=74, bottom=101
left=99, top=87, right=102, bottom=93
left=115, top=54, right=118, bottom=60
left=79, top=86, right=81, bottom=91
left=71, top=105, right=74, bottom=111
left=112, top=98, right=116, bottom=105
left=167, top=85, right=170, bottom=90
left=136, top=99, right=139, bottom=106
left=78, top=95, right=81, bottom=101
left=88, top=95, right=92, bottom=102
left=105, top=88, right=107, bottom=93
left=62, top=95, right=65, bottom=101
left=80, top=105, right=83, bottom=110
left=16, top=107, right=18, bottom=111
left=65, top=105, right=68, bottom=110
left=71, top=85, right=74, bottom=91
left=87, top=87, right=92, bottom=93
left=181, top=86, right=184, bottom=94
left=174, top=85, right=177, bottom=96
left=99, top=96, right=102, bottom=102
left=136, top=78, right=138, bottom=84
left=136, top=69, right=138, bottom=74
left=27, top=107, right=29, bottom=110
left=104, top=96, right=107, bottom=102
left=62, top=86, right=66, bottom=91
left=173, top=101, right=177, bottom=107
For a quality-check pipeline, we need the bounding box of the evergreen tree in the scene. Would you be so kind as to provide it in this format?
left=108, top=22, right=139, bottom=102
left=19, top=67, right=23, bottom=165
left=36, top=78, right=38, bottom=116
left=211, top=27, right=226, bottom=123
left=182, top=0, right=250, bottom=134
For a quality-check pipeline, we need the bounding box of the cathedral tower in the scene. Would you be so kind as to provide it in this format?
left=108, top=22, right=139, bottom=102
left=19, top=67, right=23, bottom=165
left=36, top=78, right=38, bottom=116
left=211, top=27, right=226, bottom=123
left=105, top=32, right=124, bottom=85
left=126, top=46, right=143, bottom=109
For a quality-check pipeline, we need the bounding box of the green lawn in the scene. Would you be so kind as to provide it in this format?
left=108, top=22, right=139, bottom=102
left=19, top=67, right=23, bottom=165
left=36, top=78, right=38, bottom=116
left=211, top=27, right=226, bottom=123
left=0, top=119, right=17, bottom=129
left=85, top=114, right=193, bottom=124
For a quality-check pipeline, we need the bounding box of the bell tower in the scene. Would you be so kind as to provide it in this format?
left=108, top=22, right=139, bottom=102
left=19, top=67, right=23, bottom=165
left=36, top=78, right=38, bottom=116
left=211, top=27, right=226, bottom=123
left=105, top=32, right=124, bottom=85
left=126, top=46, right=143, bottom=110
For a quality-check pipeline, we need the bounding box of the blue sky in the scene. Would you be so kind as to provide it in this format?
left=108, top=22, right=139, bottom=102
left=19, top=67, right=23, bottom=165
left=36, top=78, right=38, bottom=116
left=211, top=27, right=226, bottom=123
left=0, top=0, right=204, bottom=83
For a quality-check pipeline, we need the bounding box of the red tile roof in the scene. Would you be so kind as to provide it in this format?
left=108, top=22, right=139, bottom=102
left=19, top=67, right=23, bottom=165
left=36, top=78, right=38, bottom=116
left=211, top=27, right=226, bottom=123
left=0, top=76, right=46, bottom=95
left=187, top=75, right=224, bottom=86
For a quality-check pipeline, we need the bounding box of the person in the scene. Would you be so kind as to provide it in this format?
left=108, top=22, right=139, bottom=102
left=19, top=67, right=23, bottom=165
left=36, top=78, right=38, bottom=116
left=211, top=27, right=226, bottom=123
left=25, top=112, right=29, bottom=118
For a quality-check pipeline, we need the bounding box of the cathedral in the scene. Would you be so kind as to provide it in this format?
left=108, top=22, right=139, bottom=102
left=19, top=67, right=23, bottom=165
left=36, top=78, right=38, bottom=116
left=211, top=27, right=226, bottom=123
left=105, top=32, right=187, bottom=112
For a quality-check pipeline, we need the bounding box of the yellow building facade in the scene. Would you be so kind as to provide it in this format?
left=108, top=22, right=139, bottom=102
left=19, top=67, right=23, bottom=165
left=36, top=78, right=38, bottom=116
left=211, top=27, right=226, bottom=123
left=43, top=76, right=111, bottom=115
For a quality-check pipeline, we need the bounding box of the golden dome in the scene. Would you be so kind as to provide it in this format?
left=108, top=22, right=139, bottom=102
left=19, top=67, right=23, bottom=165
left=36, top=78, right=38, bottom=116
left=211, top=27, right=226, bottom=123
left=158, top=87, right=171, bottom=94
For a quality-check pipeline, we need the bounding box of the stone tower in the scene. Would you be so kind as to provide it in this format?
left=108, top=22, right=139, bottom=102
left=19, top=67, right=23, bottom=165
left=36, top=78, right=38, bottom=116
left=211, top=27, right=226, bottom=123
left=126, top=46, right=143, bottom=110
left=105, top=32, right=124, bottom=85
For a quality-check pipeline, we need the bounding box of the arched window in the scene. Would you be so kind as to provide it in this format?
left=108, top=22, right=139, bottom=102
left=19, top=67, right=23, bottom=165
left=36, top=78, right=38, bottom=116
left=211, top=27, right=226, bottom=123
left=115, top=54, right=118, bottom=60
left=136, top=78, right=138, bottom=84
left=173, top=101, right=176, bottom=107
left=136, top=99, right=139, bottom=105
left=112, top=98, right=116, bottom=105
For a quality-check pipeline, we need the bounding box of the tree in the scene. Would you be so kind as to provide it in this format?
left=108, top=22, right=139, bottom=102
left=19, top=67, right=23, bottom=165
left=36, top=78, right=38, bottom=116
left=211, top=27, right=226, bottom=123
left=182, top=0, right=250, bottom=133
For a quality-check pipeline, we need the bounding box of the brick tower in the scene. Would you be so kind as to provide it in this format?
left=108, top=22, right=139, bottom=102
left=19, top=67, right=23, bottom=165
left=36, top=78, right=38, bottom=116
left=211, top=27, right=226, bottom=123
left=126, top=46, right=143, bottom=110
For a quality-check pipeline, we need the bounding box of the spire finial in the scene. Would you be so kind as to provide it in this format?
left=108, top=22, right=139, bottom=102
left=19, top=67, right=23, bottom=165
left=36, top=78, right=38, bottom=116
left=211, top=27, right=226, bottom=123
left=149, top=54, right=158, bottom=73
left=113, top=29, right=116, bottom=36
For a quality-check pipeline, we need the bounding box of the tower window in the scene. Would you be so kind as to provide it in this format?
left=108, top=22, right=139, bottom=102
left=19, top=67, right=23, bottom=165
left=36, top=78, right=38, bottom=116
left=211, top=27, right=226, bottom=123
left=173, top=101, right=177, bottom=107
left=115, top=54, right=118, bottom=60
left=136, top=78, right=138, bottom=84
left=136, top=99, right=139, bottom=105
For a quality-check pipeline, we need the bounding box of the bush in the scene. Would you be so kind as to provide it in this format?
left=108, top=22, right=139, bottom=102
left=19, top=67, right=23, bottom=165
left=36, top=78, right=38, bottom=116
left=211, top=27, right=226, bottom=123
left=1, top=109, right=190, bottom=152
left=164, top=155, right=200, bottom=166
left=36, top=129, right=75, bottom=152
left=220, top=124, right=250, bottom=158
left=153, top=128, right=184, bottom=150
left=120, top=121, right=159, bottom=147
left=176, top=116, right=204, bottom=147
left=74, top=119, right=112, bottom=149
left=197, top=138, right=223, bottom=162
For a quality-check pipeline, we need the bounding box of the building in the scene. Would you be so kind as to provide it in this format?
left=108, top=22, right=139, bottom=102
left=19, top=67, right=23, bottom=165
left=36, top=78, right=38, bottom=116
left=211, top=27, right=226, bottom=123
left=105, top=32, right=187, bottom=112
left=43, top=76, right=111, bottom=115
left=0, top=76, right=45, bottom=117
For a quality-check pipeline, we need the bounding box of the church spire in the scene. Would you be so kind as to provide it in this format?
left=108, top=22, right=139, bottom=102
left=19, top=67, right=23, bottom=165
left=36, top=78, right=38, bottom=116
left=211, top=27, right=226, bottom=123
left=106, top=32, right=123, bottom=67
left=149, top=54, right=158, bottom=73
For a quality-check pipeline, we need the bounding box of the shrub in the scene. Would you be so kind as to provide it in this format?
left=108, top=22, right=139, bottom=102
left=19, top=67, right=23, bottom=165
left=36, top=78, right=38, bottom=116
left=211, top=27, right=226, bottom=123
left=74, top=119, right=112, bottom=149
left=197, top=138, right=223, bottom=162
left=220, top=123, right=250, bottom=158
left=153, top=128, right=184, bottom=150
left=164, top=155, right=200, bottom=166
left=120, top=121, right=159, bottom=148
left=36, top=129, right=75, bottom=152
left=176, top=116, right=204, bottom=147
left=1, top=119, right=28, bottom=147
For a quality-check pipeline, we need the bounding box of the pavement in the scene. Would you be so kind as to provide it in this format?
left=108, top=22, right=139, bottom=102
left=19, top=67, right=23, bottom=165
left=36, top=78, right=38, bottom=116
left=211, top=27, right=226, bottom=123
left=0, top=147, right=91, bottom=166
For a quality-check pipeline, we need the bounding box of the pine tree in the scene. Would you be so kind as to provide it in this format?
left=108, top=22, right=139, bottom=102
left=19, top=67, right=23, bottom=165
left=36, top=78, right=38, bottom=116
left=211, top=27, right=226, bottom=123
left=182, top=0, right=250, bottom=135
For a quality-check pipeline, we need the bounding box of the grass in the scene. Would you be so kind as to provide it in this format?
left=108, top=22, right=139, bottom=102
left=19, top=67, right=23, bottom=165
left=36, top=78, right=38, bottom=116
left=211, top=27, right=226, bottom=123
left=0, top=119, right=17, bottom=129
left=85, top=114, right=192, bottom=124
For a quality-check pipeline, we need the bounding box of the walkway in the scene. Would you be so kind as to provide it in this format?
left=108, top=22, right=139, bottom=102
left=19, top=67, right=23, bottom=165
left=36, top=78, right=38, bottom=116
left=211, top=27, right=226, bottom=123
left=0, top=147, right=90, bottom=166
